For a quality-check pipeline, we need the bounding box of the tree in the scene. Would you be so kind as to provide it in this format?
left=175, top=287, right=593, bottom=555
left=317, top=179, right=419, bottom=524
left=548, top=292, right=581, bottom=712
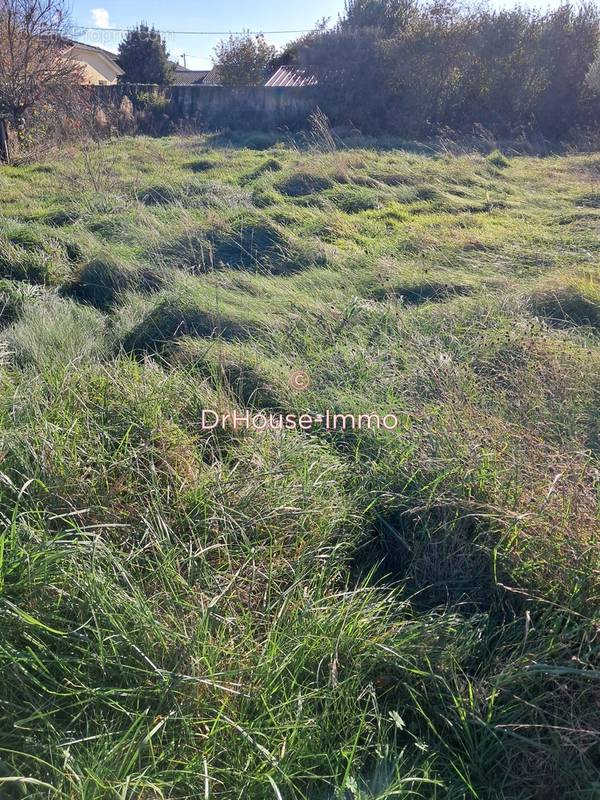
left=214, top=33, right=276, bottom=87
left=343, top=0, right=417, bottom=33
left=533, top=3, right=599, bottom=136
left=271, top=19, right=330, bottom=69
left=117, top=23, right=174, bottom=85
left=297, top=0, right=600, bottom=137
left=0, top=0, right=83, bottom=161
left=586, top=46, right=600, bottom=93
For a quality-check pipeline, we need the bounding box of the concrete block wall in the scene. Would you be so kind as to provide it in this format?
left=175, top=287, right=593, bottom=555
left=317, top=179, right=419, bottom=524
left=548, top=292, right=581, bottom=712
left=92, top=84, right=322, bottom=130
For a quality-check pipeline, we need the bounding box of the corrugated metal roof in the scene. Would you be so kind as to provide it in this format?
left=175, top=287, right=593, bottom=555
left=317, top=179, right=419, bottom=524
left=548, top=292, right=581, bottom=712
left=265, top=66, right=318, bottom=87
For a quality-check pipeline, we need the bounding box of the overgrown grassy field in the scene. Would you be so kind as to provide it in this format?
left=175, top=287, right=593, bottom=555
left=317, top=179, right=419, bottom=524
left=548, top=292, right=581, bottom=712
left=0, top=132, right=598, bottom=799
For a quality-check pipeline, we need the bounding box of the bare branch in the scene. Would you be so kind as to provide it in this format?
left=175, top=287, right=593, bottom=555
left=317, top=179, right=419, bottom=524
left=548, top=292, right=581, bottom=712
left=0, top=0, right=83, bottom=122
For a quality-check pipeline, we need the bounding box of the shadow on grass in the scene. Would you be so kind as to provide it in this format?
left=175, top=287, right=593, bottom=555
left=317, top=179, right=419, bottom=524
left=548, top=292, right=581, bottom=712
left=355, top=508, right=499, bottom=614
left=122, top=298, right=250, bottom=355
left=371, top=282, right=474, bottom=305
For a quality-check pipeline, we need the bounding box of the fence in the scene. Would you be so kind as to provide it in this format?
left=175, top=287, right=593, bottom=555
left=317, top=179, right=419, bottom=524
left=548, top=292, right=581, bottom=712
left=93, top=83, right=322, bottom=130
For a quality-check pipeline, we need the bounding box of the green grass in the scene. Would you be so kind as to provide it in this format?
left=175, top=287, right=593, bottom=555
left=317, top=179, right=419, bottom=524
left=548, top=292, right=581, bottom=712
left=0, top=133, right=598, bottom=799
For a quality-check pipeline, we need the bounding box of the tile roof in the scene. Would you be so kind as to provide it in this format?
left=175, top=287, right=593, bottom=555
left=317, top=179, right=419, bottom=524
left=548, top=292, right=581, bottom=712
left=202, top=67, right=222, bottom=85
left=64, top=40, right=124, bottom=75
left=172, top=69, right=211, bottom=85
left=64, top=39, right=119, bottom=62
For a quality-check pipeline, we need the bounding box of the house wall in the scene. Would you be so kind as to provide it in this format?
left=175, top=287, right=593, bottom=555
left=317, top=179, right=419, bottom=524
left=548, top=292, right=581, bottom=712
left=93, top=84, right=322, bottom=129
left=72, top=49, right=120, bottom=85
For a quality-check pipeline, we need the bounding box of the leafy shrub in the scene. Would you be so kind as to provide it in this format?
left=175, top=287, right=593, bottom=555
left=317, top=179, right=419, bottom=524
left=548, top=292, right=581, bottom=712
left=134, top=90, right=171, bottom=112
left=122, top=90, right=174, bottom=136
left=293, top=2, right=600, bottom=138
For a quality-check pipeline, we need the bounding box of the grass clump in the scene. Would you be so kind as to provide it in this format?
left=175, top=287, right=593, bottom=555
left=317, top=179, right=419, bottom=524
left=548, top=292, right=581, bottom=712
left=4, top=294, right=107, bottom=368
left=0, top=223, right=70, bottom=284
left=190, top=180, right=252, bottom=210
left=251, top=186, right=280, bottom=207
left=170, top=337, right=285, bottom=408
left=138, top=181, right=252, bottom=213
left=0, top=240, right=55, bottom=283
left=40, top=206, right=81, bottom=226
left=155, top=226, right=208, bottom=271
left=137, top=183, right=183, bottom=205
left=121, top=292, right=250, bottom=353
left=375, top=280, right=475, bottom=305
left=242, top=157, right=284, bottom=184
left=277, top=170, right=335, bottom=197
left=0, top=279, right=42, bottom=328
left=530, top=273, right=600, bottom=329
left=486, top=148, right=510, bottom=168
left=64, top=255, right=165, bottom=309
left=187, top=157, right=219, bottom=172
left=208, top=214, right=326, bottom=274
left=328, top=184, right=386, bottom=213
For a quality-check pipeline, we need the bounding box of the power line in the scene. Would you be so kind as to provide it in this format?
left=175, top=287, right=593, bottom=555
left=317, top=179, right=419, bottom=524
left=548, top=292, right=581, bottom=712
left=71, top=25, right=314, bottom=36
left=178, top=53, right=213, bottom=61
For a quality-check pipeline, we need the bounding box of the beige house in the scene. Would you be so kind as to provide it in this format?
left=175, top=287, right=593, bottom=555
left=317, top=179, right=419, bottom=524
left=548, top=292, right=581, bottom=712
left=66, top=42, right=124, bottom=85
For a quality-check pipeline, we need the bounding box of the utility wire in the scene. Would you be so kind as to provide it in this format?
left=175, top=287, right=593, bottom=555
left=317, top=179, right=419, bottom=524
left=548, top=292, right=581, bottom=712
left=71, top=25, right=314, bottom=35
left=177, top=53, right=213, bottom=61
